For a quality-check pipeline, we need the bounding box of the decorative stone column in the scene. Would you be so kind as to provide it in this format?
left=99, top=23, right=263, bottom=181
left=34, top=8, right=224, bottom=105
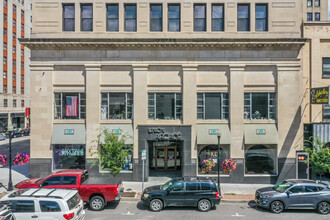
left=229, top=64, right=245, bottom=182
left=29, top=63, right=54, bottom=178
left=182, top=64, right=197, bottom=177
left=132, top=64, right=148, bottom=181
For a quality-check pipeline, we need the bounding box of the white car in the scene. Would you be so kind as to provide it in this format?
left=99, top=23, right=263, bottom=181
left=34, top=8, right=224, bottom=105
left=0, top=188, right=85, bottom=220
left=0, top=202, right=16, bottom=220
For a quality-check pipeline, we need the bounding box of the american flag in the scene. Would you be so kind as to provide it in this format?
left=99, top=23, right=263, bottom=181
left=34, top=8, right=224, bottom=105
left=66, top=96, right=78, bottom=116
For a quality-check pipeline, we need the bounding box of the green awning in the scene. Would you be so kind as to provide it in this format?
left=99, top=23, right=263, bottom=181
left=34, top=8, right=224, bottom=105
left=244, top=124, right=278, bottom=144
left=99, top=124, right=134, bottom=145
left=51, top=124, right=86, bottom=144
left=197, top=124, right=231, bottom=145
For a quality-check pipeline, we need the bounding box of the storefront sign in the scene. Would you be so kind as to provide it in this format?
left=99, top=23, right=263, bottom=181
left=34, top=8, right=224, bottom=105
left=55, top=148, right=84, bottom=156
left=112, top=129, right=121, bottom=134
left=141, top=150, right=147, bottom=160
left=209, top=129, right=219, bottom=135
left=148, top=127, right=182, bottom=141
left=310, top=87, right=329, bottom=104
left=64, top=129, right=74, bottom=135
left=256, top=129, right=266, bottom=135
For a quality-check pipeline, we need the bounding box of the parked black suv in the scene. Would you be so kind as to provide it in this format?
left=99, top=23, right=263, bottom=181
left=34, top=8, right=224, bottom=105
left=141, top=177, right=221, bottom=212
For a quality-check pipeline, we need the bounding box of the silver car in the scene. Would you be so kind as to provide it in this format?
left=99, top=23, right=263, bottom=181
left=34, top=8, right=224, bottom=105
left=255, top=179, right=330, bottom=214
left=0, top=134, right=6, bottom=141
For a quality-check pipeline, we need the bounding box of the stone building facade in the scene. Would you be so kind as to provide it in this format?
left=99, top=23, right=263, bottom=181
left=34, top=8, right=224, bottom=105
left=1, top=0, right=32, bottom=132
left=23, top=0, right=306, bottom=183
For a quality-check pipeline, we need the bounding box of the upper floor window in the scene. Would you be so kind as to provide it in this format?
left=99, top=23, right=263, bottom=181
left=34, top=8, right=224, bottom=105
left=323, top=105, right=330, bottom=120
left=21, top=87, right=24, bottom=94
left=322, top=58, right=330, bottom=77
left=21, top=10, right=24, bottom=19
left=4, top=99, right=8, bottom=107
left=13, top=86, right=16, bottom=94
left=21, top=49, right=24, bottom=56
left=168, top=4, right=180, bottom=32
left=307, top=13, right=313, bottom=21
left=21, top=61, right=24, bottom=69
left=21, top=100, right=25, bottom=108
left=4, top=28, right=7, bottom=36
left=13, top=99, right=17, bottom=107
left=54, top=93, right=86, bottom=120
left=3, top=71, right=6, bottom=79
left=3, top=86, right=7, bottom=94
left=256, top=4, right=268, bottom=31
left=13, top=59, right=16, bottom=66
left=3, top=57, right=6, bottom=65
left=197, top=93, right=229, bottom=120
left=63, top=4, right=75, bottom=31
left=212, top=4, right=224, bottom=31
left=237, top=4, right=250, bottom=31
left=150, top=4, right=163, bottom=32
left=315, top=0, right=320, bottom=7
left=81, top=4, right=93, bottom=32
left=125, top=4, right=137, bottom=32
left=107, top=4, right=119, bottom=31
left=148, top=93, right=182, bottom=120
left=4, top=42, right=7, bottom=51
left=4, top=14, right=7, bottom=22
left=244, top=93, right=276, bottom=120
left=13, top=5, right=16, bottom=14
left=13, top=19, right=16, bottom=27
left=101, top=93, right=133, bottom=120
left=315, top=13, right=320, bottom=21
left=21, top=75, right=24, bottom=82
left=21, top=23, right=24, bottom=31
left=13, top=73, right=16, bottom=80
left=13, top=46, right=16, bottom=54
left=13, top=32, right=16, bottom=39
left=307, top=0, right=313, bottom=7
left=4, top=0, right=7, bottom=8
left=194, top=4, right=206, bottom=31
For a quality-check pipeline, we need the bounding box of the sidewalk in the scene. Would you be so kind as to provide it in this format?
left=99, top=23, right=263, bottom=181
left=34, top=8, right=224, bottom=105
left=123, top=177, right=271, bottom=202
left=0, top=164, right=29, bottom=194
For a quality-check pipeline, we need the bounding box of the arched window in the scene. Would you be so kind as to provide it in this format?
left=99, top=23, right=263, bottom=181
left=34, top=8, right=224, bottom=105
left=198, top=145, right=227, bottom=174
left=245, top=145, right=276, bottom=174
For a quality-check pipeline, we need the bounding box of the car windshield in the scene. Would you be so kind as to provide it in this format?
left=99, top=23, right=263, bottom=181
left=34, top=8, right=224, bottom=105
left=273, top=181, right=292, bottom=193
left=161, top=180, right=173, bottom=191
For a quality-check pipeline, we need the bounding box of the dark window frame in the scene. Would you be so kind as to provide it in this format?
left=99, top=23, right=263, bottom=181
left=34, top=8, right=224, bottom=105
left=54, top=92, right=86, bottom=120
left=315, top=12, right=320, bottom=21
left=101, top=92, right=133, bottom=120
left=197, top=93, right=229, bottom=120
left=80, top=4, right=93, bottom=32
left=63, top=4, right=75, bottom=32
left=322, top=58, right=330, bottom=78
left=237, top=4, right=250, bottom=31
left=315, top=0, right=320, bottom=7
left=106, top=4, right=119, bottom=32
left=211, top=4, right=224, bottom=32
left=255, top=4, right=268, bottom=31
left=124, top=4, right=137, bottom=32
left=150, top=4, right=163, bottom=32
left=168, top=4, right=180, bottom=32
left=148, top=93, right=182, bottom=120
left=307, top=13, right=313, bottom=21
left=194, top=4, right=206, bottom=32
left=307, top=0, right=313, bottom=7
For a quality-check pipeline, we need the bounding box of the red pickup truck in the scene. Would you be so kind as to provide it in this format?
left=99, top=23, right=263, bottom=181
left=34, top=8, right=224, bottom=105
left=15, top=169, right=124, bottom=211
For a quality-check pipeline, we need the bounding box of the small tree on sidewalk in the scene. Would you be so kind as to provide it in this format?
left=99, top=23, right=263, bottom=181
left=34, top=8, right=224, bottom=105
left=89, top=128, right=133, bottom=177
left=304, top=137, right=330, bottom=180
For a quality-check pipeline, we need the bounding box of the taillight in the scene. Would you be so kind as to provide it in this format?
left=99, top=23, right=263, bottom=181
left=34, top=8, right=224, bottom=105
left=63, top=212, right=75, bottom=220
left=216, top=192, right=220, bottom=199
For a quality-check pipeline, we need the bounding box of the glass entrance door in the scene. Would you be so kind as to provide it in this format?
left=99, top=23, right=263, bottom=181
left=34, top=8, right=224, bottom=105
left=155, top=147, right=177, bottom=170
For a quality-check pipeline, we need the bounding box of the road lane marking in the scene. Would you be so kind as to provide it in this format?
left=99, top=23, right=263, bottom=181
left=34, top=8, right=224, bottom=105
left=121, top=211, right=135, bottom=216
left=231, top=213, right=245, bottom=217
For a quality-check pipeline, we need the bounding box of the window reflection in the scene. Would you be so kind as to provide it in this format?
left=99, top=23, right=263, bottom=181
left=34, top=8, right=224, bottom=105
left=245, top=145, right=276, bottom=174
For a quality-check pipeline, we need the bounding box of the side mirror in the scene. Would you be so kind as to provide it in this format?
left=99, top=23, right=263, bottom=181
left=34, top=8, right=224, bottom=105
left=286, top=191, right=292, bottom=196
left=40, top=182, right=48, bottom=187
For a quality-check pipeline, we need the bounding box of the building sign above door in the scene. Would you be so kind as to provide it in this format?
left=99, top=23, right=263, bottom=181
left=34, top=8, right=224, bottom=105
left=148, top=128, right=182, bottom=141
left=310, top=87, right=329, bottom=104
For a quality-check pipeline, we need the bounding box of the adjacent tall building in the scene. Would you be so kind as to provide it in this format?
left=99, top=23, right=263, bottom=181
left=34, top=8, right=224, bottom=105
left=1, top=0, right=31, bottom=132
left=23, top=0, right=307, bottom=183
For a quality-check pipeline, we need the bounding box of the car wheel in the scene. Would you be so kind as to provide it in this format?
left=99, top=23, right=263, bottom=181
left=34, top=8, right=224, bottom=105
left=198, top=199, right=211, bottom=212
left=317, top=201, right=330, bottom=215
left=149, top=199, right=163, bottom=212
left=270, top=201, right=284, bottom=214
left=89, top=196, right=105, bottom=211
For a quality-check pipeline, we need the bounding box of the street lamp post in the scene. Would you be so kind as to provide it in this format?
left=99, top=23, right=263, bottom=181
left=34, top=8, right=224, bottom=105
left=7, top=124, right=13, bottom=191
left=217, top=132, right=221, bottom=194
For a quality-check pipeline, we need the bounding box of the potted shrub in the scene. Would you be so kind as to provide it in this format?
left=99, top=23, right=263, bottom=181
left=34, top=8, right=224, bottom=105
left=13, top=153, right=30, bottom=165
left=0, top=154, right=7, bottom=167
left=201, top=158, right=216, bottom=173
left=221, top=158, right=237, bottom=174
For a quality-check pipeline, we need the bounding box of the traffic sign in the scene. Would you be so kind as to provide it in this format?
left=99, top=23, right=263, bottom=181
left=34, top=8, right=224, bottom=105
left=141, top=150, right=147, bottom=160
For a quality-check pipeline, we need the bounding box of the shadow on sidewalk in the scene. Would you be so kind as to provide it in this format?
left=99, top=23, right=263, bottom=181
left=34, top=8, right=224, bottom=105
left=12, top=164, right=29, bottom=178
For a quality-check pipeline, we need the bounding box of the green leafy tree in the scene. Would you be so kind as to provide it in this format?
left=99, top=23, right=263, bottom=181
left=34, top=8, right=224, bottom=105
left=89, top=129, right=133, bottom=177
left=304, top=137, right=330, bottom=180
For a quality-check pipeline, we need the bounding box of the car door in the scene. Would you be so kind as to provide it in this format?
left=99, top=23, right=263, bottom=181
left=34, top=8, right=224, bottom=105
left=165, top=182, right=185, bottom=206
left=286, top=186, right=305, bottom=208
left=40, top=176, right=62, bottom=188
left=11, top=200, right=39, bottom=219
left=60, top=176, right=78, bottom=190
left=38, top=200, right=63, bottom=220
left=303, top=185, right=320, bottom=207
left=184, top=182, right=201, bottom=206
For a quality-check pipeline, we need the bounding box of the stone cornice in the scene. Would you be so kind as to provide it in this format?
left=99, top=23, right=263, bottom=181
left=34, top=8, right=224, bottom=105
left=20, top=38, right=306, bottom=49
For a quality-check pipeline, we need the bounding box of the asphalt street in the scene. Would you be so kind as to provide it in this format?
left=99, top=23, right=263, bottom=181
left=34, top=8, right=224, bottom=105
left=84, top=200, right=329, bottom=220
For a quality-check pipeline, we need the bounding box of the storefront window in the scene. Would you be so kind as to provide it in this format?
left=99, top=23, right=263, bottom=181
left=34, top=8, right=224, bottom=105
left=244, top=93, right=276, bottom=120
left=323, top=104, right=330, bottom=120
left=53, top=144, right=85, bottom=170
left=197, top=93, right=229, bottom=119
left=245, top=145, right=276, bottom=174
left=198, top=145, right=229, bottom=175
left=148, top=93, right=182, bottom=120
left=101, top=145, right=133, bottom=172
left=54, top=93, right=86, bottom=120
left=101, top=93, right=133, bottom=120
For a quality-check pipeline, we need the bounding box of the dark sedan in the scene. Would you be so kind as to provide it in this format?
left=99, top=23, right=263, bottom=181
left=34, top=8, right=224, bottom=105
left=255, top=179, right=330, bottom=214
left=141, top=177, right=221, bottom=212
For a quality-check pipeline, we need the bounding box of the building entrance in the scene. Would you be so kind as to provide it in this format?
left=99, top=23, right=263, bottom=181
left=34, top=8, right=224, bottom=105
left=155, top=146, right=178, bottom=170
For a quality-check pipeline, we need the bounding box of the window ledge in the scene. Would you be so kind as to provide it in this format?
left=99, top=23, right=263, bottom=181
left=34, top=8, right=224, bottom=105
left=147, top=120, right=182, bottom=125
left=53, top=119, right=85, bottom=124
left=100, top=120, right=132, bottom=124
left=244, top=120, right=276, bottom=124
left=197, top=120, right=229, bottom=124
left=197, top=174, right=230, bottom=177
left=244, top=174, right=278, bottom=177
left=99, top=170, right=133, bottom=174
